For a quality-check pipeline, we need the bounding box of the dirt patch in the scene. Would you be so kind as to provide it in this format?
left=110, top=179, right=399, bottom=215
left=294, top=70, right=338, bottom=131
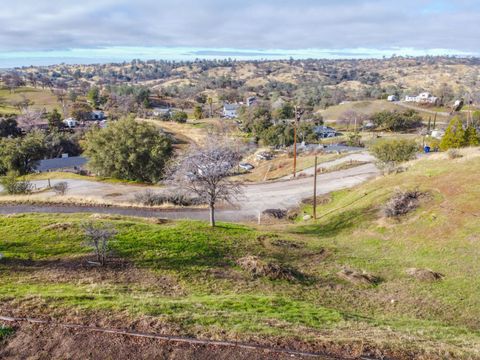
left=383, top=190, right=426, bottom=218
left=2, top=256, right=183, bottom=296
left=42, top=222, right=73, bottom=231
left=302, top=194, right=332, bottom=206
left=337, top=268, right=380, bottom=285
left=406, top=268, right=444, bottom=281
left=236, top=256, right=302, bottom=281
left=262, top=209, right=287, bottom=219
left=0, top=323, right=331, bottom=360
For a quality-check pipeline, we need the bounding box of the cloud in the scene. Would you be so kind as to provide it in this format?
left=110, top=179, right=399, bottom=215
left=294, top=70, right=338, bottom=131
left=0, top=0, right=479, bottom=54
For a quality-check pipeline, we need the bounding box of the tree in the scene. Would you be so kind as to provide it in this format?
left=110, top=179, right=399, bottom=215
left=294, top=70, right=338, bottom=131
left=464, top=124, right=479, bottom=146
left=0, top=131, right=46, bottom=175
left=47, top=109, right=63, bottom=130
left=171, top=111, right=188, bottom=123
left=440, top=117, right=466, bottom=151
left=259, top=123, right=295, bottom=147
left=87, top=86, right=101, bottom=107
left=0, top=116, right=21, bottom=138
left=370, top=139, right=418, bottom=170
left=273, top=102, right=295, bottom=119
left=193, top=105, right=204, bottom=120
left=0, top=171, right=32, bottom=194
left=84, top=117, right=172, bottom=183
left=70, top=102, right=93, bottom=121
left=371, top=110, right=422, bottom=132
left=171, top=138, right=242, bottom=227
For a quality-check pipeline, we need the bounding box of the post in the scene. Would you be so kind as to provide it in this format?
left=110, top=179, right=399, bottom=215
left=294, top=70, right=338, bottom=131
left=313, top=155, right=318, bottom=220
left=293, top=125, right=297, bottom=178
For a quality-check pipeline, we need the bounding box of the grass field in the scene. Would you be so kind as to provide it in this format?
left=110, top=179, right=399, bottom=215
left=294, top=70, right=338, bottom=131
left=0, top=87, right=61, bottom=114
left=1, top=150, right=480, bottom=358
left=320, top=100, right=450, bottom=123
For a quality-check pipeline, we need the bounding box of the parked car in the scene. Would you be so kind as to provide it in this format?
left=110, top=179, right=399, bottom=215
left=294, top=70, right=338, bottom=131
left=239, top=163, right=254, bottom=171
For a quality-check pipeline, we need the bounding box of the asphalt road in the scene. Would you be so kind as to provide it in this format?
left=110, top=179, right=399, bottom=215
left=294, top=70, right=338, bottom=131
left=0, top=153, right=379, bottom=222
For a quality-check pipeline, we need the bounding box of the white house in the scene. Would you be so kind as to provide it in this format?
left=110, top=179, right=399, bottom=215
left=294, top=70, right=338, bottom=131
left=223, top=103, right=240, bottom=118
left=387, top=95, right=398, bottom=102
left=405, top=92, right=439, bottom=105
left=63, top=118, right=77, bottom=128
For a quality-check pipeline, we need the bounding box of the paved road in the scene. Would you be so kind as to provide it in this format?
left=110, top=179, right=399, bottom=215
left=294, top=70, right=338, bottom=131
left=0, top=153, right=379, bottom=222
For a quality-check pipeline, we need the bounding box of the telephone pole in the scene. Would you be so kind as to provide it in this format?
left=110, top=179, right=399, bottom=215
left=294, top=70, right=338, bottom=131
left=293, top=106, right=303, bottom=178
left=313, top=155, right=318, bottom=219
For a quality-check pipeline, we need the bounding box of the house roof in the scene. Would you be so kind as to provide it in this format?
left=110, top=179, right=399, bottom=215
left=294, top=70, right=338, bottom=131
left=36, top=156, right=87, bottom=172
left=223, top=104, right=239, bottom=111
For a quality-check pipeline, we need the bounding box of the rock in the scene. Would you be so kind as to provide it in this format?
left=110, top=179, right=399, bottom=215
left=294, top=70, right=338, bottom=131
left=406, top=268, right=444, bottom=281
left=337, top=268, right=380, bottom=285
left=262, top=209, right=287, bottom=219
left=303, top=215, right=312, bottom=221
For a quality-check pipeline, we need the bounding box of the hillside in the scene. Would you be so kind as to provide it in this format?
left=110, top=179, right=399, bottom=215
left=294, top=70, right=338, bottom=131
left=1, top=149, right=480, bottom=359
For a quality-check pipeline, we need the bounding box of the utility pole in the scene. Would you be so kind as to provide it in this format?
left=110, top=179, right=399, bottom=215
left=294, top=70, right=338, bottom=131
left=313, top=155, right=318, bottom=220
left=293, top=106, right=304, bottom=178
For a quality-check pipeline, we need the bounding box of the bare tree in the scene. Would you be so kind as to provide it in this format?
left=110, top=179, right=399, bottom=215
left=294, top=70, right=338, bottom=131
left=170, top=137, right=242, bottom=227
left=52, top=181, right=69, bottom=196
left=82, top=222, right=117, bottom=266
left=17, top=109, right=44, bottom=132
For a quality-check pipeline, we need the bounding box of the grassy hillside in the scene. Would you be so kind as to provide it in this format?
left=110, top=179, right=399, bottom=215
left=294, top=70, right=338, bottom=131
left=1, top=150, right=480, bottom=358
left=0, top=87, right=61, bottom=114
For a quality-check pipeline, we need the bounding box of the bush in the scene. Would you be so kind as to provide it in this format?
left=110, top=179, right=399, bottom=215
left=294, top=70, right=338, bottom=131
left=384, top=190, right=423, bottom=217
left=171, top=111, right=188, bottom=123
left=447, top=149, right=463, bottom=159
left=0, top=171, right=32, bottom=195
left=82, top=222, right=117, bottom=266
left=52, top=181, right=69, bottom=195
left=370, top=139, right=418, bottom=170
left=134, top=189, right=203, bottom=206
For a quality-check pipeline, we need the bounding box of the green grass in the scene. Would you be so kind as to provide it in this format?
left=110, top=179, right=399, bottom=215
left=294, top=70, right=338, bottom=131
left=0, top=326, right=14, bottom=340
left=2, top=152, right=480, bottom=357
left=23, top=172, right=154, bottom=185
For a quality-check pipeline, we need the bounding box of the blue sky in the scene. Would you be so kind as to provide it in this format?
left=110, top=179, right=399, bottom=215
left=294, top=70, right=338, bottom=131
left=0, top=0, right=479, bottom=67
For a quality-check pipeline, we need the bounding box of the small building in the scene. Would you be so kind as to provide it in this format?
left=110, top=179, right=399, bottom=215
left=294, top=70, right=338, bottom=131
left=90, top=111, right=105, bottom=120
left=314, top=125, right=337, bottom=138
left=63, top=118, right=77, bottom=128
left=405, top=92, right=439, bottom=105
left=35, top=156, right=87, bottom=173
left=223, top=103, right=240, bottom=118
left=246, top=96, right=257, bottom=107
left=152, top=107, right=172, bottom=117
left=387, top=95, right=398, bottom=102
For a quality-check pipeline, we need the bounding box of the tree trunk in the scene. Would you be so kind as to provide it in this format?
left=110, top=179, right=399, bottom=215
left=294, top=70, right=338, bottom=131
left=209, top=203, right=215, bottom=227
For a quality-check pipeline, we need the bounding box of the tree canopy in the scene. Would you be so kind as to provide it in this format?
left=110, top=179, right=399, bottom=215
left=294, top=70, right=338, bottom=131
left=84, top=117, right=172, bottom=183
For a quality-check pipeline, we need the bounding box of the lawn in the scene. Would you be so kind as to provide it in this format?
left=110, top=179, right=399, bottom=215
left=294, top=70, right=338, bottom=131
left=1, top=150, right=480, bottom=358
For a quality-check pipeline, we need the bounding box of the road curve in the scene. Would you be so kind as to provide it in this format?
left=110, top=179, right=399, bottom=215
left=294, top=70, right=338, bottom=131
left=0, top=161, right=379, bottom=222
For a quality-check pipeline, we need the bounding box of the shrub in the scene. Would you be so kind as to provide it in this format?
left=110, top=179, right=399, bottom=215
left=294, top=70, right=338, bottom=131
left=82, top=222, right=117, bottom=266
left=0, top=171, right=32, bottom=194
left=370, top=139, right=418, bottom=170
left=383, top=189, right=423, bottom=217
left=447, top=149, right=463, bottom=159
left=52, top=181, right=69, bottom=195
left=134, top=189, right=203, bottom=206
left=171, top=111, right=188, bottom=123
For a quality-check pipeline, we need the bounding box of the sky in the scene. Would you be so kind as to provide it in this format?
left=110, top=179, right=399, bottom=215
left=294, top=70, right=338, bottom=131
left=0, top=0, right=479, bottom=67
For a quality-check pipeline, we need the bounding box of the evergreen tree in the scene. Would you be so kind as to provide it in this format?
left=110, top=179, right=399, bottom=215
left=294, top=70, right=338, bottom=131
left=464, top=124, right=480, bottom=146
left=440, top=117, right=466, bottom=151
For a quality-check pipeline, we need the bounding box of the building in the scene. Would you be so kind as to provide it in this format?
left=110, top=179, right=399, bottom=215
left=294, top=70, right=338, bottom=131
left=314, top=125, right=337, bottom=138
left=246, top=96, right=257, bottom=107
left=223, top=103, right=240, bottom=118
left=152, top=107, right=172, bottom=117
left=35, top=155, right=87, bottom=173
left=63, top=118, right=77, bottom=128
left=387, top=95, right=398, bottom=102
left=91, top=111, right=105, bottom=120
left=405, top=92, right=439, bottom=105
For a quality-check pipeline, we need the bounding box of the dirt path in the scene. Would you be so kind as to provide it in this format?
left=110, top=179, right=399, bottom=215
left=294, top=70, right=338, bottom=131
left=0, top=316, right=337, bottom=360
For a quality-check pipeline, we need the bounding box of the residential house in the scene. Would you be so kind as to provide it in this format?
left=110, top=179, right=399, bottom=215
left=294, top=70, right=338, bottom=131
left=35, top=155, right=87, bottom=173
left=63, top=118, right=77, bottom=128
left=387, top=95, right=398, bottom=102
left=314, top=125, right=337, bottom=138
left=223, top=103, right=240, bottom=118
left=152, top=107, right=172, bottom=117
left=246, top=96, right=257, bottom=107
left=91, top=110, right=106, bottom=120
left=405, top=92, right=439, bottom=105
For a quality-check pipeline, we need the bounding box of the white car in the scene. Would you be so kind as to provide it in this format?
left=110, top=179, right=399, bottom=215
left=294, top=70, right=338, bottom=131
left=239, top=163, right=254, bottom=171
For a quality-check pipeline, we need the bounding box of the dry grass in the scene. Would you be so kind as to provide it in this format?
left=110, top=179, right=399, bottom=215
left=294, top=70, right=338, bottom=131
left=0, top=87, right=62, bottom=114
